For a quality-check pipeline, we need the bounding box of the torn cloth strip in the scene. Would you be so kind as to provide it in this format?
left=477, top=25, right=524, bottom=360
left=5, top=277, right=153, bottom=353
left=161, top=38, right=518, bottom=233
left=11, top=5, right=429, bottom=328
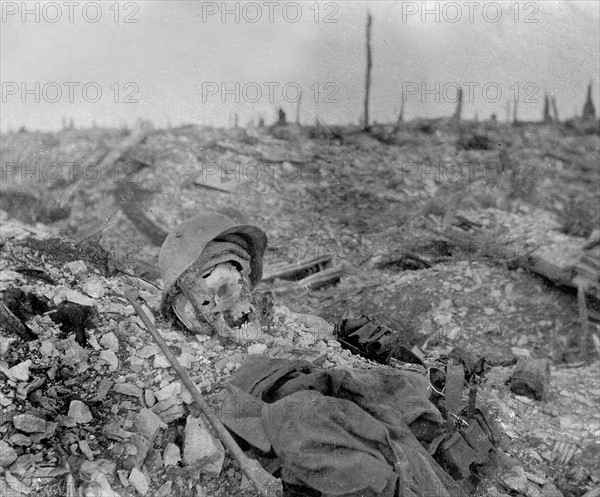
left=221, top=355, right=467, bottom=497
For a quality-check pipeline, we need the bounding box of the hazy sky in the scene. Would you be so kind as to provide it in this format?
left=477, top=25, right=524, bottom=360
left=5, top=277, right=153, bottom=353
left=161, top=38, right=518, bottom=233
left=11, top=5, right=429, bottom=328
left=1, top=0, right=599, bottom=131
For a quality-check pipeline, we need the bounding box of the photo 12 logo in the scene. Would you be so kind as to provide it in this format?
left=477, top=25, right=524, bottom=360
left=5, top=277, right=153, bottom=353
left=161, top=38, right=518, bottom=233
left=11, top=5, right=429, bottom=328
left=1, top=1, right=140, bottom=23
left=401, top=82, right=539, bottom=105
left=194, top=157, right=340, bottom=197
left=200, top=1, right=339, bottom=23
left=401, top=2, right=540, bottom=24
left=201, top=81, right=339, bottom=105
left=1, top=82, right=140, bottom=104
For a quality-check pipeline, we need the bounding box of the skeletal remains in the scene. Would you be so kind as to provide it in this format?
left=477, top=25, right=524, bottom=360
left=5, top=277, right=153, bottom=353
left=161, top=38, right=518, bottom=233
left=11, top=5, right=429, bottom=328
left=159, top=212, right=268, bottom=342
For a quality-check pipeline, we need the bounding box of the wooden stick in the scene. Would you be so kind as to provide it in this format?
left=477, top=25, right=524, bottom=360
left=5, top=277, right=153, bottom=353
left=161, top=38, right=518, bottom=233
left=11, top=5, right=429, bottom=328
left=123, top=290, right=282, bottom=497
left=0, top=301, right=36, bottom=341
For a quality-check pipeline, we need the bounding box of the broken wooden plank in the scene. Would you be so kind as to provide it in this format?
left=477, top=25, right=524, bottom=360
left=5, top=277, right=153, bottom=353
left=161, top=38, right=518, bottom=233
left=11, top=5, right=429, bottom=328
left=0, top=301, right=37, bottom=341
left=271, top=265, right=344, bottom=294
left=262, top=254, right=332, bottom=282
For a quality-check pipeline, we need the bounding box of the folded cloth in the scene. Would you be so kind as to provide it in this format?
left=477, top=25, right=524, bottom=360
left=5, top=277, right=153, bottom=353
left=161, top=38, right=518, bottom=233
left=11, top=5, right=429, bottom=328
left=221, top=356, right=467, bottom=497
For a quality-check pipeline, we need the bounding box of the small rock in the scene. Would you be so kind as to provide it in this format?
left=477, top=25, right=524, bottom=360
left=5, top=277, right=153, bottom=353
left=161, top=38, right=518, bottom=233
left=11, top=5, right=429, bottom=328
left=100, top=332, right=119, bottom=352
left=39, top=340, right=56, bottom=357
left=8, top=360, right=32, bottom=382
left=65, top=261, right=88, bottom=275
left=0, top=336, right=17, bottom=358
left=502, top=465, right=529, bottom=493
left=145, top=448, right=164, bottom=472
left=100, top=350, right=119, bottom=371
left=247, top=343, right=267, bottom=355
left=86, top=472, right=120, bottom=497
left=152, top=397, right=186, bottom=423
left=156, top=480, right=173, bottom=497
left=83, top=278, right=106, bottom=299
left=144, top=389, right=155, bottom=408
left=541, top=482, right=563, bottom=497
left=54, top=288, right=95, bottom=307
left=162, top=443, right=181, bottom=467
left=79, top=440, right=95, bottom=460
left=13, top=413, right=46, bottom=433
left=68, top=400, right=93, bottom=424
left=0, top=440, right=18, bottom=467
left=154, top=354, right=170, bottom=368
left=155, top=382, right=181, bottom=402
left=511, top=347, right=532, bottom=358
left=178, top=351, right=195, bottom=369
left=183, top=416, right=224, bottom=475
left=134, top=409, right=166, bottom=441
left=9, top=433, right=32, bottom=446
left=128, top=468, right=149, bottom=496
left=138, top=345, right=158, bottom=358
left=113, top=383, right=143, bottom=398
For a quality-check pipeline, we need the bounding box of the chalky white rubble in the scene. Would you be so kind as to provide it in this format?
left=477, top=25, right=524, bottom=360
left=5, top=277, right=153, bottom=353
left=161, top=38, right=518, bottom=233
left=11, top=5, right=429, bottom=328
left=159, top=212, right=268, bottom=342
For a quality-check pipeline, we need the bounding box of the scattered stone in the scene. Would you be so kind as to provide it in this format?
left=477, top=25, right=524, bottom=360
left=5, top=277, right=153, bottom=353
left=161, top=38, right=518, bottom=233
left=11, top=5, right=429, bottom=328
left=501, top=465, right=529, bottom=493
left=144, top=448, right=163, bottom=472
left=123, top=434, right=151, bottom=470
left=92, top=379, right=114, bottom=401
left=100, top=350, right=119, bottom=371
left=9, top=433, right=32, bottom=446
left=112, top=383, right=143, bottom=398
left=39, top=340, right=56, bottom=357
left=86, top=472, right=120, bottom=497
left=83, top=278, right=106, bottom=299
left=156, top=480, right=173, bottom=497
left=178, top=351, right=195, bottom=369
left=138, top=345, right=158, bottom=358
left=183, top=416, right=224, bottom=475
left=510, top=357, right=551, bottom=400
left=144, top=389, right=155, bottom=408
left=65, top=261, right=88, bottom=275
left=163, top=443, right=181, bottom=467
left=152, top=397, right=186, bottom=423
left=134, top=408, right=166, bottom=441
left=128, top=468, right=149, bottom=495
left=68, top=400, right=93, bottom=424
left=8, top=360, right=32, bottom=382
left=154, top=354, right=170, bottom=368
left=100, top=332, right=119, bottom=352
left=0, top=440, right=18, bottom=467
left=247, top=343, right=267, bottom=355
left=13, top=413, right=46, bottom=433
left=79, top=440, right=95, bottom=460
left=155, top=382, right=181, bottom=402
left=54, top=288, right=96, bottom=307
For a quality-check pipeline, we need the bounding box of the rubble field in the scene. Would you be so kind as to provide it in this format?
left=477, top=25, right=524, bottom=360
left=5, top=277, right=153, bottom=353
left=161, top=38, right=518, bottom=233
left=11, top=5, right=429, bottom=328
left=0, top=120, right=599, bottom=497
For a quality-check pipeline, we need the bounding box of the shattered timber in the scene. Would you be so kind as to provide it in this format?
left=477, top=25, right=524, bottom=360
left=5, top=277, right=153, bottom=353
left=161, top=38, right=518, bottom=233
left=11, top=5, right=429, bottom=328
left=1, top=118, right=599, bottom=497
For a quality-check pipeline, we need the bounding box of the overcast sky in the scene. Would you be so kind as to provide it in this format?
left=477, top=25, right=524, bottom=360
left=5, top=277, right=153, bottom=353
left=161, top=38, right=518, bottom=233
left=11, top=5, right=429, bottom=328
left=1, top=0, right=599, bottom=131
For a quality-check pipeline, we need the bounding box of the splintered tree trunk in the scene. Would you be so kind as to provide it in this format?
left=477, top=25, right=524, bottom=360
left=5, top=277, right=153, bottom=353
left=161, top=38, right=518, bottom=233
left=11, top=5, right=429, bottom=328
left=296, top=91, right=302, bottom=124
left=583, top=81, right=596, bottom=120
left=392, top=90, right=405, bottom=134
left=363, top=12, right=372, bottom=131
left=551, top=96, right=559, bottom=122
left=453, top=87, right=463, bottom=120
left=543, top=94, right=552, bottom=123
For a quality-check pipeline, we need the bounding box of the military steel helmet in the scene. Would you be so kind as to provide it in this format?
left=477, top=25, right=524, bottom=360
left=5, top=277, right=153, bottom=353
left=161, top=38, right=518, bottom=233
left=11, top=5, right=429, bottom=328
left=159, top=212, right=268, bottom=301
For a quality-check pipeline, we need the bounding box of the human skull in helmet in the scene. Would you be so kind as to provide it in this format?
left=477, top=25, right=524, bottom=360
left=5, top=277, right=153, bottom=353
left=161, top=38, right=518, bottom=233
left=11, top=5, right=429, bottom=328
left=159, top=211, right=268, bottom=342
